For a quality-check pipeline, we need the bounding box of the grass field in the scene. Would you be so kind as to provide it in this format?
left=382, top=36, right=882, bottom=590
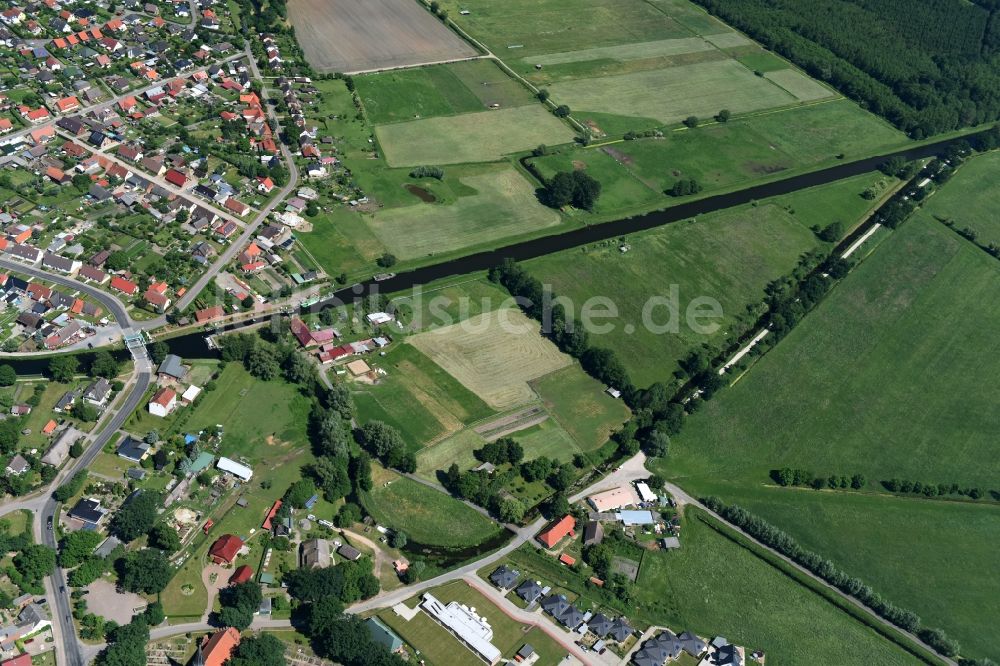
left=440, top=0, right=692, bottom=58
left=696, top=484, right=1000, bottom=661
left=358, top=60, right=535, bottom=124
left=548, top=59, right=805, bottom=126
left=530, top=365, right=630, bottom=450
left=525, top=201, right=822, bottom=387
left=365, top=166, right=563, bottom=261
left=375, top=105, right=576, bottom=166
left=917, top=150, right=1000, bottom=248
left=362, top=467, right=503, bottom=547
left=379, top=581, right=566, bottom=665
left=633, top=511, right=924, bottom=665
left=531, top=100, right=905, bottom=216
left=408, top=307, right=572, bottom=410
left=350, top=343, right=495, bottom=451
left=662, top=216, right=1000, bottom=489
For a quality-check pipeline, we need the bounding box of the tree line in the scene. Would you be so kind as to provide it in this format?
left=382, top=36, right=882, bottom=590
left=772, top=468, right=866, bottom=490
left=690, top=0, right=1000, bottom=137
left=701, top=497, right=961, bottom=658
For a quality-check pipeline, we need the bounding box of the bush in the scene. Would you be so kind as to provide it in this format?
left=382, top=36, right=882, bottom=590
left=408, top=166, right=444, bottom=180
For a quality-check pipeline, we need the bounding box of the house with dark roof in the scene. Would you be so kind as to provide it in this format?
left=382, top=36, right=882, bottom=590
left=116, top=435, right=150, bottom=462
left=68, top=498, right=106, bottom=527
left=540, top=594, right=569, bottom=618
left=556, top=605, right=584, bottom=629
left=608, top=617, right=634, bottom=643
left=583, top=520, right=604, bottom=546
left=489, top=565, right=519, bottom=590
left=516, top=579, right=543, bottom=604
left=5, top=454, right=29, bottom=476
left=337, top=544, right=361, bottom=561
left=83, top=378, right=112, bottom=406
left=588, top=613, right=613, bottom=638
left=713, top=643, right=745, bottom=666
left=157, top=354, right=186, bottom=380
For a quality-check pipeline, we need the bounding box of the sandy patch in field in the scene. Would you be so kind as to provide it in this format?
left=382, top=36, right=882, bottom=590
left=408, top=308, right=572, bottom=410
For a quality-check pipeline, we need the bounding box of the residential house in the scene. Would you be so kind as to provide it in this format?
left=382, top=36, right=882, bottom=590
left=199, top=627, right=240, bottom=666
left=83, top=378, right=112, bottom=406
left=148, top=387, right=176, bottom=417
left=208, top=534, right=243, bottom=564
left=489, top=565, right=520, bottom=590
left=157, top=354, right=187, bottom=381
left=116, top=435, right=150, bottom=463
left=537, top=515, right=575, bottom=549
left=4, top=454, right=29, bottom=476
left=300, top=538, right=332, bottom=569
left=68, top=498, right=107, bottom=527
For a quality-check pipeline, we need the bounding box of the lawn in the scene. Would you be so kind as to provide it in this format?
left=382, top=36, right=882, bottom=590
left=350, top=343, right=496, bottom=451
left=364, top=166, right=563, bottom=262
left=375, top=105, right=576, bottom=166
left=361, top=467, right=503, bottom=547
left=916, top=150, right=1000, bottom=248
left=530, top=364, right=630, bottom=451
left=0, top=509, right=31, bottom=537
left=391, top=275, right=513, bottom=333
left=633, top=510, right=924, bottom=665
left=695, top=484, right=1000, bottom=662
left=408, top=307, right=572, bottom=410
left=524, top=201, right=822, bottom=387
left=661, top=216, right=1000, bottom=490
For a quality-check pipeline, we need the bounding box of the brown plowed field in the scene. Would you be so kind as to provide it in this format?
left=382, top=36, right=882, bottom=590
left=288, top=0, right=478, bottom=73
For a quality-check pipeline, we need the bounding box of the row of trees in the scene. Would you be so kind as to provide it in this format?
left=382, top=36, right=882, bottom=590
left=772, top=468, right=866, bottom=490
left=882, top=479, right=992, bottom=501
left=701, top=497, right=961, bottom=657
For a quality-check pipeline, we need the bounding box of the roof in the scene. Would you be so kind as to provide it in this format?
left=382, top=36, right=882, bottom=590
left=559, top=553, right=576, bottom=566
left=515, top=579, right=543, bottom=602
left=1, top=653, right=32, bottom=666
left=300, top=538, right=331, bottom=569
left=201, top=627, right=240, bottom=666
left=262, top=499, right=282, bottom=530
left=116, top=435, right=150, bottom=462
left=588, top=485, right=640, bottom=512
left=217, top=456, right=252, bottom=481
left=229, top=565, right=253, bottom=585
left=208, top=534, right=243, bottom=563
left=195, top=305, right=224, bottom=322
left=537, top=515, right=575, bottom=548
left=338, top=544, right=361, bottom=561
left=69, top=498, right=105, bottom=525
left=617, top=510, right=656, bottom=526
left=150, top=387, right=176, bottom=408
left=583, top=521, right=604, bottom=545
left=420, top=593, right=501, bottom=664
left=366, top=617, right=403, bottom=652
left=157, top=354, right=186, bottom=378
left=489, top=565, right=519, bottom=589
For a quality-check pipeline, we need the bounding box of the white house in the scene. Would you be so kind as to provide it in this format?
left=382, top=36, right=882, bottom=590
left=148, top=387, right=177, bottom=417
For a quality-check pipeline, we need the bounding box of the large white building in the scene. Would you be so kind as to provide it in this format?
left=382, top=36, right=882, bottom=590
left=420, top=593, right=501, bottom=665
left=216, top=456, right=253, bottom=482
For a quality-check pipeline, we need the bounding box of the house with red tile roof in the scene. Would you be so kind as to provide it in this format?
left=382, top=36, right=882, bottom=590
left=1, top=652, right=33, bottom=666
left=0, top=119, right=12, bottom=133
left=148, top=387, right=176, bottom=417
left=224, top=198, right=248, bottom=216
left=208, top=534, right=243, bottom=565
left=228, top=565, right=253, bottom=585
left=195, top=305, right=225, bottom=323
left=262, top=500, right=282, bottom=530
left=164, top=168, right=187, bottom=188
left=110, top=276, right=138, bottom=295
left=144, top=287, right=170, bottom=312
left=55, top=96, right=80, bottom=113
left=537, top=515, right=575, bottom=549
left=201, top=627, right=240, bottom=666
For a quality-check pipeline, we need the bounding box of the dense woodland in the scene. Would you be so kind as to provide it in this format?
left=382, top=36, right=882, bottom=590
left=693, top=0, right=1000, bottom=136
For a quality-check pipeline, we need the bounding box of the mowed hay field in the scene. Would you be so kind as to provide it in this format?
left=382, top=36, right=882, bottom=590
left=375, top=105, right=576, bottom=166
left=547, top=59, right=809, bottom=126
left=288, top=0, right=476, bottom=73
left=663, top=216, right=1000, bottom=490
left=525, top=202, right=821, bottom=387
left=699, top=485, right=1000, bottom=662
left=917, top=150, right=1000, bottom=247
left=365, top=167, right=562, bottom=260
left=408, top=307, right=572, bottom=410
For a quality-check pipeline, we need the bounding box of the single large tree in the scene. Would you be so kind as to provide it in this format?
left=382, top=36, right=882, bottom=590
left=110, top=492, right=159, bottom=542
left=118, top=549, right=172, bottom=594
left=48, top=355, right=79, bottom=382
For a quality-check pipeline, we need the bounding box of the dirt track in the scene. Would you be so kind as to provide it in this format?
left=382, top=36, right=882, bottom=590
left=288, top=0, right=477, bottom=73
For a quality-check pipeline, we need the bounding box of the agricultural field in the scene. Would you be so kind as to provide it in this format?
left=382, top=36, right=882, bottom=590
left=697, top=485, right=1000, bottom=662
left=356, top=59, right=536, bottom=124
left=350, top=343, right=496, bottom=451
left=662, top=215, right=1000, bottom=490
left=530, top=365, right=630, bottom=450
left=442, top=0, right=838, bottom=134
left=363, top=166, right=563, bottom=261
left=633, top=511, right=925, bottom=666
left=408, top=307, right=572, bottom=410
left=525, top=200, right=824, bottom=387
left=288, top=0, right=476, bottom=73
left=916, top=151, right=1000, bottom=248
left=530, top=100, right=905, bottom=217
left=375, top=105, right=576, bottom=166
left=361, top=466, right=503, bottom=547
